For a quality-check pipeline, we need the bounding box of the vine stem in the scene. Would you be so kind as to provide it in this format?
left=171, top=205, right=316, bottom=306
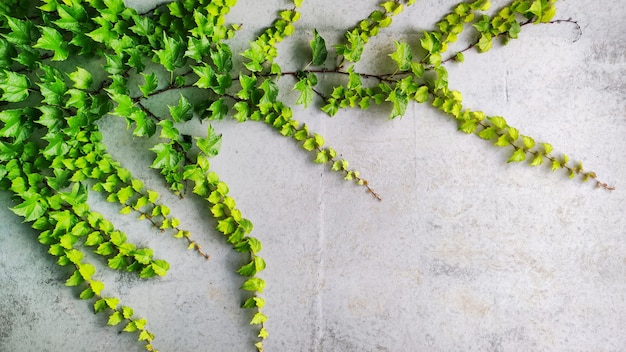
left=442, top=18, right=581, bottom=64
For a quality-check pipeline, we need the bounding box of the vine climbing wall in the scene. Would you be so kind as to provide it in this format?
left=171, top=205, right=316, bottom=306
left=0, top=0, right=624, bottom=351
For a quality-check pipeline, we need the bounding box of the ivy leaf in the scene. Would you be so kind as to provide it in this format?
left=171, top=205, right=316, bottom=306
left=241, top=41, right=265, bottom=72
left=107, top=311, right=123, bottom=326
left=37, top=78, right=67, bottom=106
left=68, top=67, right=92, bottom=90
left=247, top=237, right=263, bottom=254
left=210, top=43, right=233, bottom=73
left=241, top=277, right=266, bottom=293
left=78, top=263, right=96, bottom=281
left=232, top=101, right=250, bottom=122
left=477, top=33, right=493, bottom=52
left=0, top=109, right=25, bottom=139
left=151, top=259, right=169, bottom=276
left=139, top=72, right=158, bottom=97
left=54, top=3, right=87, bottom=32
left=508, top=148, right=526, bottom=163
left=150, top=143, right=181, bottom=170
left=258, top=79, right=278, bottom=112
left=310, top=29, right=327, bottom=66
left=530, top=154, right=544, bottom=166
left=10, top=191, right=47, bottom=222
left=33, top=26, right=69, bottom=61
left=389, top=41, right=412, bottom=71
left=131, top=110, right=156, bottom=137
left=489, top=116, right=507, bottom=129
left=294, top=79, right=314, bottom=108
left=133, top=248, right=153, bottom=264
left=154, top=33, right=186, bottom=72
left=420, top=31, right=438, bottom=53
left=0, top=71, right=30, bottom=102
left=65, top=270, right=83, bottom=287
left=168, top=94, right=194, bottom=122
left=129, top=13, right=155, bottom=37
left=341, top=30, right=365, bottom=62
left=250, top=312, right=268, bottom=325
left=386, top=88, right=408, bottom=119
left=209, top=99, right=228, bottom=120
left=196, top=124, right=222, bottom=158
left=414, top=85, right=429, bottom=103
left=3, top=17, right=38, bottom=45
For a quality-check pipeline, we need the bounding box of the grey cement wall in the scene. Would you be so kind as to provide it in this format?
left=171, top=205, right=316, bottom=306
left=1, top=0, right=624, bottom=351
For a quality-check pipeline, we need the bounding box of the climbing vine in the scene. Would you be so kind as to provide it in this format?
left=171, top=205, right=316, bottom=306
left=0, top=0, right=613, bottom=351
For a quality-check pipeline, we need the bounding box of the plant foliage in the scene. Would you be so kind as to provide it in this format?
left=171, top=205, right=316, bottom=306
left=0, top=0, right=613, bottom=350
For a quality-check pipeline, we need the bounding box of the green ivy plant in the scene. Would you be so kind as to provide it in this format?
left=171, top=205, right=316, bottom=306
left=0, top=0, right=614, bottom=351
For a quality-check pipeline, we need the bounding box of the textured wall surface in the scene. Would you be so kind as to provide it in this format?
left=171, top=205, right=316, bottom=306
left=1, top=1, right=624, bottom=351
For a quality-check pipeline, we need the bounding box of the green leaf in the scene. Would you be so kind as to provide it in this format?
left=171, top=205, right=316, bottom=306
left=196, top=124, right=222, bottom=158
left=247, top=237, right=263, bottom=254
left=386, top=88, right=408, bottom=119
left=104, top=297, right=119, bottom=309
left=477, top=33, right=493, bottom=52
left=507, top=148, right=526, bottom=163
left=414, top=85, right=429, bottom=103
left=33, top=26, right=69, bottom=61
left=140, top=72, right=158, bottom=97
left=68, top=67, right=92, bottom=90
left=420, top=31, right=438, bottom=53
left=294, top=79, right=314, bottom=108
left=65, top=270, right=84, bottom=286
left=237, top=74, right=257, bottom=99
left=79, top=287, right=94, bottom=300
left=107, top=311, right=123, bottom=326
left=168, top=94, right=194, bottom=122
left=209, top=99, right=228, bottom=120
left=530, top=153, right=543, bottom=166
left=78, top=263, right=96, bottom=281
left=108, top=254, right=126, bottom=270
left=310, top=29, right=328, bottom=66
left=10, top=191, right=47, bottom=222
left=232, top=101, right=249, bottom=122
left=123, top=321, right=138, bottom=333
left=94, top=299, right=107, bottom=313
left=91, top=280, right=104, bottom=295
left=210, top=43, right=233, bottom=73
left=121, top=306, right=134, bottom=319
left=259, top=79, right=278, bottom=112
left=522, top=135, right=535, bottom=149
left=129, top=14, right=155, bottom=37
left=0, top=71, right=30, bottom=102
left=110, top=231, right=127, bottom=246
left=542, top=143, right=553, bottom=154
left=489, top=116, right=507, bottom=129
left=151, top=259, right=169, bottom=276
left=150, top=143, right=181, bottom=170
left=217, top=217, right=237, bottom=234
left=154, top=32, right=186, bottom=72
left=250, top=312, right=268, bottom=325
left=241, top=41, right=265, bottom=72
left=0, top=109, right=25, bottom=138
left=342, top=30, right=365, bottom=62
left=133, top=248, right=153, bottom=264
left=389, top=41, right=412, bottom=71
left=241, top=277, right=266, bottom=293
left=478, top=127, right=496, bottom=140
left=3, top=17, right=38, bottom=45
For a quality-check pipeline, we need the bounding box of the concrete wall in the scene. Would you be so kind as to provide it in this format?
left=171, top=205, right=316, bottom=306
left=1, top=0, right=624, bottom=351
